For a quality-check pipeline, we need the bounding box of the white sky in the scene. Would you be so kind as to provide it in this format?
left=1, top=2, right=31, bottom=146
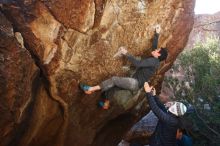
left=195, top=0, right=220, bottom=14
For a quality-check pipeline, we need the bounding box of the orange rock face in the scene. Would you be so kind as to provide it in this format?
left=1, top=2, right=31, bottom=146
left=0, top=0, right=195, bottom=145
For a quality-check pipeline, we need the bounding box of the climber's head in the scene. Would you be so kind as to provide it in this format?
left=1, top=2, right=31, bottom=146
left=151, top=48, right=168, bottom=61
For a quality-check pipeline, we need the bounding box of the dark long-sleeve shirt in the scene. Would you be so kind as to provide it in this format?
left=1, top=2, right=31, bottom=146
left=124, top=32, right=160, bottom=88
left=125, top=55, right=160, bottom=87
left=154, top=95, right=167, bottom=112
left=146, top=93, right=179, bottom=146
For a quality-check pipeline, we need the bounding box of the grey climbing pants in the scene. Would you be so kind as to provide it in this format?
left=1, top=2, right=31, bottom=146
left=100, top=76, right=139, bottom=92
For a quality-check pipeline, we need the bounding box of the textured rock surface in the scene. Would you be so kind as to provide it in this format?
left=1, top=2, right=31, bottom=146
left=0, top=0, right=195, bottom=146
left=122, top=111, right=158, bottom=145
left=0, top=11, right=38, bottom=146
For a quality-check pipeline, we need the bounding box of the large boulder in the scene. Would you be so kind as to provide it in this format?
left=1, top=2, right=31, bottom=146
left=0, top=0, right=195, bottom=145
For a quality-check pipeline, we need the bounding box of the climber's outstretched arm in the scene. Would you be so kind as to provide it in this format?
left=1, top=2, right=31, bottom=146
left=152, top=32, right=159, bottom=50
left=152, top=25, right=161, bottom=50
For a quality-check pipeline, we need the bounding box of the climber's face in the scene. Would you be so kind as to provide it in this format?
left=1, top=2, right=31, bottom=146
left=151, top=48, right=161, bottom=58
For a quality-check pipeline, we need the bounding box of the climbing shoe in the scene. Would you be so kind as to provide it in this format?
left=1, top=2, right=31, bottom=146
left=98, top=99, right=110, bottom=110
left=103, top=100, right=110, bottom=110
left=79, top=83, right=92, bottom=94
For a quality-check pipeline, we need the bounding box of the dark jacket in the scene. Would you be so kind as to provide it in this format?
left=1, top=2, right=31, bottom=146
left=146, top=93, right=180, bottom=146
left=126, top=56, right=159, bottom=87
left=124, top=32, right=160, bottom=88
left=154, top=96, right=167, bottom=112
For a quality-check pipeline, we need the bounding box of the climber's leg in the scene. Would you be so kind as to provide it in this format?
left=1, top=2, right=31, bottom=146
left=80, top=76, right=139, bottom=94
left=100, top=76, right=139, bottom=92
left=79, top=83, right=101, bottom=94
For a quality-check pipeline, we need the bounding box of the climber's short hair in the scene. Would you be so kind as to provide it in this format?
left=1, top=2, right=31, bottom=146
left=158, top=47, right=168, bottom=61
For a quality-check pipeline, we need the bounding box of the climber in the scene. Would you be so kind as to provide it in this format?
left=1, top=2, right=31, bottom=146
left=144, top=82, right=187, bottom=146
left=80, top=25, right=168, bottom=97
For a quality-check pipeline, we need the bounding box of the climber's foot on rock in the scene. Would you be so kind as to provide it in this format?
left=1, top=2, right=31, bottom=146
left=79, top=83, right=93, bottom=94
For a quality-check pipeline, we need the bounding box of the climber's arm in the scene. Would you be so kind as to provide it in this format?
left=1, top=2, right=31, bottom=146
left=152, top=32, right=159, bottom=50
